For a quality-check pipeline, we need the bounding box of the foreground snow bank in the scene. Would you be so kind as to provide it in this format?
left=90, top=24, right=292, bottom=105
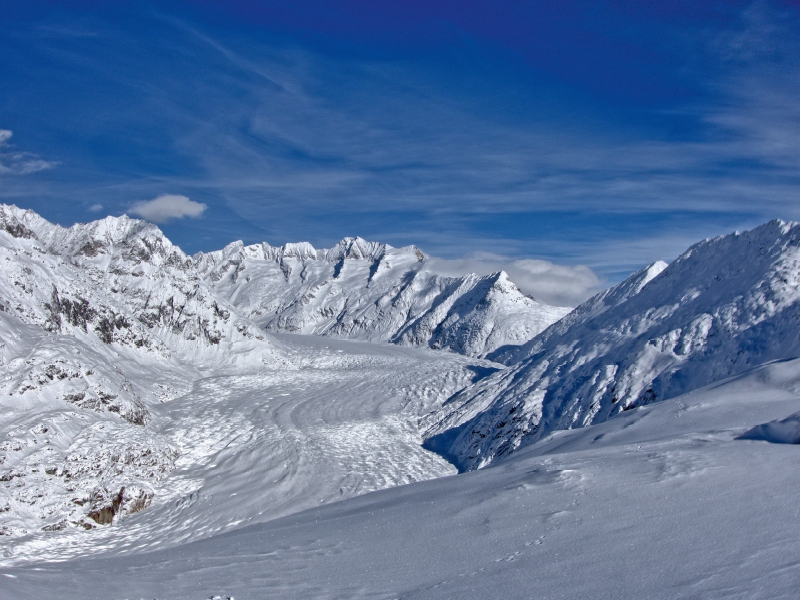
left=739, top=410, right=800, bottom=444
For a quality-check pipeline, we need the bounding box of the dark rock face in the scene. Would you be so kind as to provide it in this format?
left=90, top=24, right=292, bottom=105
left=88, top=486, right=154, bottom=525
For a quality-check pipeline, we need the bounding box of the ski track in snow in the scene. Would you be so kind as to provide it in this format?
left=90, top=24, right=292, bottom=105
left=1, top=334, right=490, bottom=564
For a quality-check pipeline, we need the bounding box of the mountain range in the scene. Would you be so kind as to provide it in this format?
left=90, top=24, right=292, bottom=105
left=195, top=236, right=569, bottom=357
left=3, top=206, right=800, bottom=600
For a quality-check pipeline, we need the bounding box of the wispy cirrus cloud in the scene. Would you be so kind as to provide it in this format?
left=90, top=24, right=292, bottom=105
left=163, top=3, right=800, bottom=249
left=0, top=130, right=57, bottom=175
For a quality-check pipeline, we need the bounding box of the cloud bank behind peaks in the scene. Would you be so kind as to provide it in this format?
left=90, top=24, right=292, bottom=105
left=129, top=194, right=207, bottom=223
left=0, top=129, right=57, bottom=175
left=426, top=254, right=603, bottom=307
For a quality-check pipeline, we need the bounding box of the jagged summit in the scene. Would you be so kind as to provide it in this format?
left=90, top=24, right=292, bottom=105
left=195, top=233, right=568, bottom=357
left=490, top=260, right=668, bottom=365
left=0, top=204, right=285, bottom=360
left=195, top=236, right=426, bottom=266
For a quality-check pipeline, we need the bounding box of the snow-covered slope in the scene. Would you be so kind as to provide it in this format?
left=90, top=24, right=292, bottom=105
left=0, top=205, right=283, bottom=538
left=6, top=357, right=800, bottom=599
left=195, top=237, right=570, bottom=357
left=426, top=219, right=800, bottom=470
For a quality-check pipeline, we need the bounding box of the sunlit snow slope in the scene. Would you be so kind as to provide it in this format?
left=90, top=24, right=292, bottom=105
left=195, top=236, right=569, bottom=357
left=426, top=219, right=800, bottom=470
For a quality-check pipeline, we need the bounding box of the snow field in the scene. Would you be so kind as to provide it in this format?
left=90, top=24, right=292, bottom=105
left=4, top=357, right=800, bottom=599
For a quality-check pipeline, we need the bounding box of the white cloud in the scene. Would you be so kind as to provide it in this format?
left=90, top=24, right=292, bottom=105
left=129, top=194, right=207, bottom=223
left=426, top=254, right=603, bottom=307
left=89, top=203, right=103, bottom=212
left=0, top=129, right=57, bottom=175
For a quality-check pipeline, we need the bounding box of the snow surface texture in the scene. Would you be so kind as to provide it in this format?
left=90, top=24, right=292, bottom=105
left=425, top=219, right=800, bottom=470
left=4, top=356, right=800, bottom=599
left=195, top=237, right=569, bottom=357
left=739, top=410, right=800, bottom=443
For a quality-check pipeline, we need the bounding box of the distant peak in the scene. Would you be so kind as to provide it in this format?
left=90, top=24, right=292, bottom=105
left=399, top=245, right=426, bottom=261
left=645, top=260, right=668, bottom=279
left=326, top=237, right=388, bottom=262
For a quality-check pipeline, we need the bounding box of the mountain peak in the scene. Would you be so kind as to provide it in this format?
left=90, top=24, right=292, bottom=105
left=325, top=237, right=388, bottom=262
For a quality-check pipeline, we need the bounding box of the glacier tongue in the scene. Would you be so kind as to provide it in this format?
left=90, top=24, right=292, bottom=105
left=195, top=236, right=570, bottom=358
left=426, top=219, right=800, bottom=471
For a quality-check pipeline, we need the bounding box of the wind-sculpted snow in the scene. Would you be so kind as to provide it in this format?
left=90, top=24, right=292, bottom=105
left=426, top=219, right=800, bottom=470
left=195, top=237, right=569, bottom=357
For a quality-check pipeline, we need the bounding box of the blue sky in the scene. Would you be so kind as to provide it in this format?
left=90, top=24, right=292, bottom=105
left=1, top=0, right=799, bottom=301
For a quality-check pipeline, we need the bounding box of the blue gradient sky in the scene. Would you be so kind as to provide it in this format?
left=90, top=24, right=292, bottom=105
left=2, top=0, right=799, bottom=286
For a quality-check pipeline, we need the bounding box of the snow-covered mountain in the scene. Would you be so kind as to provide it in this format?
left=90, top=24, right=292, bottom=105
left=425, top=219, right=800, bottom=470
left=0, top=205, right=283, bottom=537
left=0, top=205, right=278, bottom=358
left=5, top=207, right=800, bottom=599
left=195, top=237, right=570, bottom=357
